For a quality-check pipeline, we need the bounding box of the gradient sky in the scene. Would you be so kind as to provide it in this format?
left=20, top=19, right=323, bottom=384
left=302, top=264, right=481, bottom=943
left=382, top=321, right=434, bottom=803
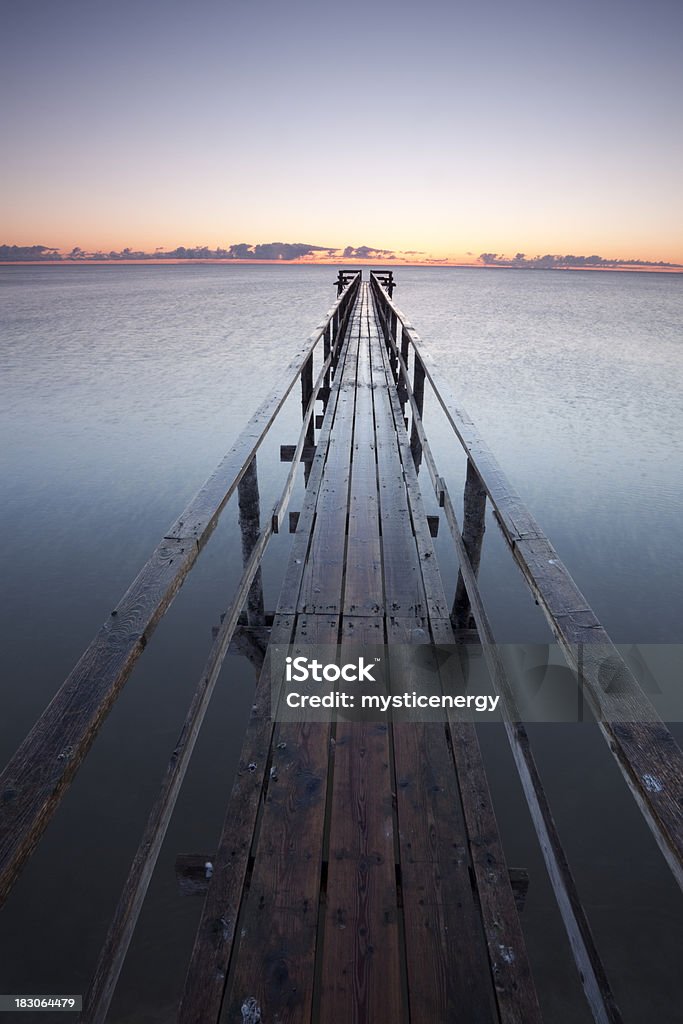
left=2, top=0, right=682, bottom=262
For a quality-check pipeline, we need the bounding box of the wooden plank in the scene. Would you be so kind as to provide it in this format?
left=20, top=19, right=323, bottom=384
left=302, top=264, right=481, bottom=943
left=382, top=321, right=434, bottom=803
left=295, top=303, right=361, bottom=616
left=370, top=311, right=501, bottom=1022
left=370, top=302, right=448, bottom=620
left=319, top=293, right=404, bottom=1020
left=368, top=309, right=425, bottom=621
left=375, top=281, right=623, bottom=1021
left=0, top=275, right=360, bottom=907
left=179, top=305, right=360, bottom=1023
left=222, top=615, right=337, bottom=1024
left=218, top=298, right=366, bottom=1022
left=319, top=615, right=405, bottom=1024
left=440, top=707, right=541, bottom=1024
left=177, top=613, right=297, bottom=1024
left=388, top=621, right=499, bottom=1024
left=343, top=287, right=383, bottom=616
left=370, top=294, right=542, bottom=1023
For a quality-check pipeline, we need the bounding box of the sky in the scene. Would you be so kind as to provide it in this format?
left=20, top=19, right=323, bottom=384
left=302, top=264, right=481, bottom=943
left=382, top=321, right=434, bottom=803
left=1, top=0, right=682, bottom=264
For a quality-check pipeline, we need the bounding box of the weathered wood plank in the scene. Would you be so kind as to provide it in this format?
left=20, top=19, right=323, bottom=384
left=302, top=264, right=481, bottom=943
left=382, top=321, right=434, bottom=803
left=369, top=313, right=425, bottom=622
left=388, top=622, right=500, bottom=1024
left=295, top=306, right=361, bottom=616
left=177, top=613, right=297, bottom=1024
left=371, top=308, right=502, bottom=1021
left=223, top=615, right=337, bottom=1024
left=370, top=300, right=448, bottom=621
left=319, top=615, right=405, bottom=1024
left=217, top=304, right=366, bottom=1022
left=371, top=292, right=542, bottom=1023
left=376, top=278, right=624, bottom=1019
left=343, top=288, right=383, bottom=616
left=178, top=307, right=360, bottom=1023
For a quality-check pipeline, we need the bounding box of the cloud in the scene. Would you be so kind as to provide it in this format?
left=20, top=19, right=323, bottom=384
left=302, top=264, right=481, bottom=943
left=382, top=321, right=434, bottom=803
left=478, top=252, right=682, bottom=270
left=2, top=242, right=679, bottom=271
left=0, top=241, right=332, bottom=262
left=0, top=244, right=60, bottom=260
left=342, top=245, right=396, bottom=260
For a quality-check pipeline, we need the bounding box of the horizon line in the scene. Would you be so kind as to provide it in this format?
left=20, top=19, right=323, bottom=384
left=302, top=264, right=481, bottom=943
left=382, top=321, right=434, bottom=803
left=2, top=242, right=682, bottom=273
left=1, top=257, right=682, bottom=275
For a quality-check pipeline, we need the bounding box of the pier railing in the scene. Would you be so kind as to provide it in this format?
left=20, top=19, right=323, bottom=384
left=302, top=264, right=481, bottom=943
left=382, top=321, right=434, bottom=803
left=0, top=271, right=361, bottom=914
left=370, top=268, right=683, bottom=1024
left=370, top=270, right=682, bottom=883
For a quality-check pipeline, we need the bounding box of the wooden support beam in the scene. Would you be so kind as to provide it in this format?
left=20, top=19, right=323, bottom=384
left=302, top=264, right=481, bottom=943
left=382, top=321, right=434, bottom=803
left=409, top=354, right=425, bottom=470
left=238, top=456, right=265, bottom=628
left=452, top=459, right=487, bottom=629
left=301, top=352, right=315, bottom=448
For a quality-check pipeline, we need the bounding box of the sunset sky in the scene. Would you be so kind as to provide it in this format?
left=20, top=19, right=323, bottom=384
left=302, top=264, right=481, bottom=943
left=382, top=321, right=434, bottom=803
left=2, top=0, right=682, bottom=264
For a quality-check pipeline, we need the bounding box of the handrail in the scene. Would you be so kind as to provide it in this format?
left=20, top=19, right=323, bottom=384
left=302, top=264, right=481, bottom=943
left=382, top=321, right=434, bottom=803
left=0, top=272, right=361, bottom=906
left=369, top=289, right=622, bottom=1023
left=370, top=271, right=683, bottom=891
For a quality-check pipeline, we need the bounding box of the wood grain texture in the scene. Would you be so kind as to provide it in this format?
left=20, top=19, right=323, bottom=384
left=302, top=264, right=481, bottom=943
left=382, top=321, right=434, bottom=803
left=178, top=290, right=359, bottom=1024
left=222, top=618, right=336, bottom=1024
left=372, top=310, right=501, bottom=1022
left=320, top=620, right=404, bottom=1024
left=219, top=302, right=363, bottom=1023
left=372, top=289, right=541, bottom=1023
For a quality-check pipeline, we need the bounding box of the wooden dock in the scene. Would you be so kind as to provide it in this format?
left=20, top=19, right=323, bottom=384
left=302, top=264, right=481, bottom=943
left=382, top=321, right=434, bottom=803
left=0, top=271, right=681, bottom=1023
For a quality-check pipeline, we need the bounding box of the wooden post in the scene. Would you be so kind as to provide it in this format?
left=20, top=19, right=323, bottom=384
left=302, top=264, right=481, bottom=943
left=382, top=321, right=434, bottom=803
left=332, top=309, right=340, bottom=372
left=400, top=325, right=409, bottom=367
left=301, top=352, right=315, bottom=485
left=409, top=354, right=426, bottom=469
left=238, top=456, right=265, bottom=628
left=452, top=459, right=487, bottom=629
left=323, top=321, right=331, bottom=395
left=301, top=352, right=314, bottom=446
left=396, top=325, right=410, bottom=411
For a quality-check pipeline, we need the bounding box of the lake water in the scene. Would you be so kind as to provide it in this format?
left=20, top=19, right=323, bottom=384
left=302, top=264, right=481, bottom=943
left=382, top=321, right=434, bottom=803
left=1, top=264, right=681, bottom=1022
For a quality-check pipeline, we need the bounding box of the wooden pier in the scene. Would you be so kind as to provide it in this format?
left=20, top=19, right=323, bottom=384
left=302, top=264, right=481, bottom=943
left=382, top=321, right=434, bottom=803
left=0, top=272, right=681, bottom=1023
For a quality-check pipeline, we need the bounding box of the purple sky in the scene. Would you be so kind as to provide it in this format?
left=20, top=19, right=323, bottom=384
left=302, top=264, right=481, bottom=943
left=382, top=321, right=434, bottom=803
left=2, top=0, right=682, bottom=261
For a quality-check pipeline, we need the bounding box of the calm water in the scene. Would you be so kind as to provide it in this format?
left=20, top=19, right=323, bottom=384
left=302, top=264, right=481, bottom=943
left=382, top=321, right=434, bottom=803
left=1, top=265, right=681, bottom=1022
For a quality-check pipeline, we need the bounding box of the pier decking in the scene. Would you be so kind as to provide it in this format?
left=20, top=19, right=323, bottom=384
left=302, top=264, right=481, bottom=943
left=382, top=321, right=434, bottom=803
left=0, top=272, right=681, bottom=1023
left=178, top=282, right=539, bottom=1024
